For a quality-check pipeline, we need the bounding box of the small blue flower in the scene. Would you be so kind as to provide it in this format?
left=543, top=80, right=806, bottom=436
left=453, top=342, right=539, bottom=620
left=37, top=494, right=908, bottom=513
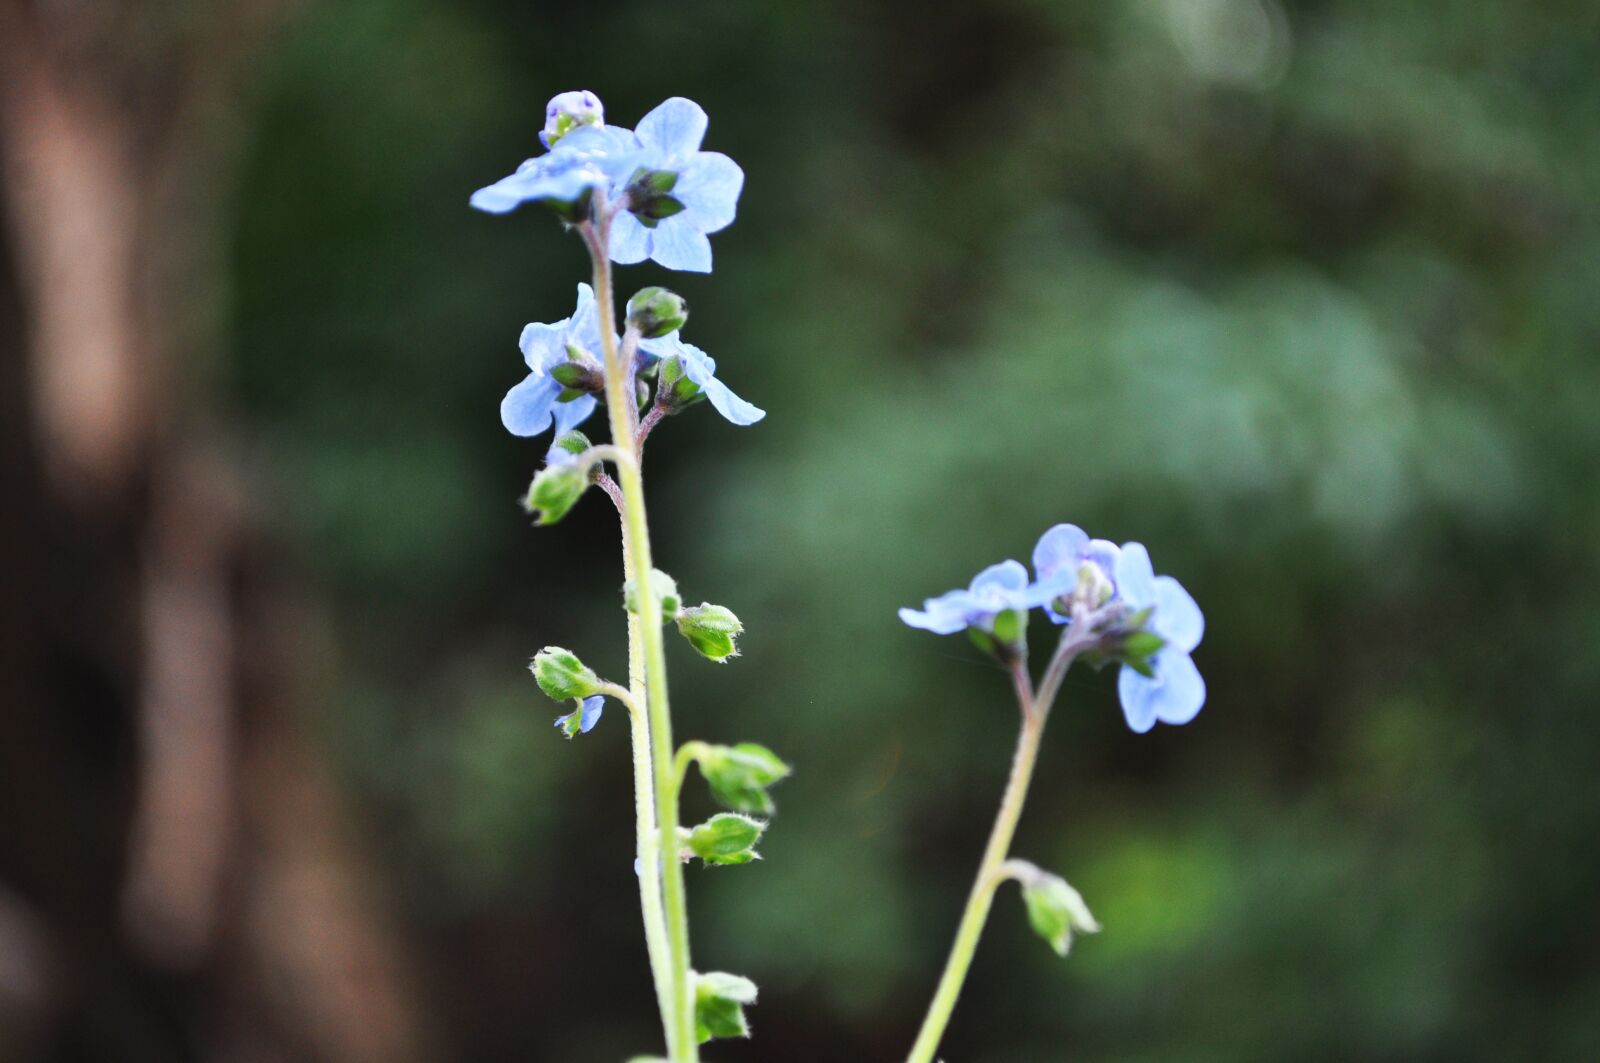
left=1114, top=543, right=1205, bottom=734
left=471, top=123, right=643, bottom=215
left=1031, top=524, right=1121, bottom=623
left=639, top=332, right=765, bottom=425
left=555, top=695, right=605, bottom=737
left=609, top=98, right=745, bottom=273
left=501, top=283, right=601, bottom=444
left=899, top=560, right=1075, bottom=635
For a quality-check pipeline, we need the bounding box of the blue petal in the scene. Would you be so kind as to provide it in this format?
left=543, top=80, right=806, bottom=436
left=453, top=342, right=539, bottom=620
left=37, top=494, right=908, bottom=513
left=578, top=695, right=605, bottom=732
left=1152, top=650, right=1205, bottom=726
left=1118, top=650, right=1206, bottom=732
left=1115, top=542, right=1157, bottom=608
left=609, top=209, right=652, bottom=265
left=636, top=97, right=708, bottom=159
left=1152, top=576, right=1204, bottom=653
left=519, top=319, right=569, bottom=371
left=676, top=342, right=764, bottom=425
left=501, top=373, right=561, bottom=436
left=1032, top=524, right=1090, bottom=580
left=567, top=282, right=602, bottom=352
left=675, top=151, right=744, bottom=233
left=470, top=162, right=541, bottom=213
left=551, top=393, right=598, bottom=438
left=649, top=218, right=713, bottom=272
left=899, top=588, right=980, bottom=634
left=1016, top=567, right=1077, bottom=609
left=970, top=560, right=1030, bottom=595
left=1117, top=666, right=1160, bottom=734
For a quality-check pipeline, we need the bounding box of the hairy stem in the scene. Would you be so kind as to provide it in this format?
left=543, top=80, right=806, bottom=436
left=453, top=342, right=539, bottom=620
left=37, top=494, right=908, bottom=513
left=585, top=205, right=698, bottom=1061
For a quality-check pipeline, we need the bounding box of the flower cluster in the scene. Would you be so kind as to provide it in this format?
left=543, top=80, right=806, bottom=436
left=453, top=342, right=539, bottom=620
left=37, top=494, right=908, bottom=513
left=900, top=524, right=1206, bottom=732
left=472, top=94, right=744, bottom=272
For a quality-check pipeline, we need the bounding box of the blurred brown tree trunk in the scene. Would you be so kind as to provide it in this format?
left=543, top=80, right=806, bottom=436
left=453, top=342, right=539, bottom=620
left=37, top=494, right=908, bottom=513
left=0, top=3, right=430, bottom=1061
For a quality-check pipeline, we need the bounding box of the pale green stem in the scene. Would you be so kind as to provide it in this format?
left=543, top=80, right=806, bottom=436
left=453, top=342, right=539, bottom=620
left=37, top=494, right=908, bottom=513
left=584, top=201, right=698, bottom=1062
left=906, top=626, right=1088, bottom=1063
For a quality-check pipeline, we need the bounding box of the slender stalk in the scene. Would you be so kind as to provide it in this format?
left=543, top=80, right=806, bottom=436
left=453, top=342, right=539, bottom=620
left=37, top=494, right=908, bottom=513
left=618, top=514, right=675, bottom=1049
left=906, top=627, right=1089, bottom=1063
left=906, top=660, right=1044, bottom=1063
left=584, top=202, right=699, bottom=1061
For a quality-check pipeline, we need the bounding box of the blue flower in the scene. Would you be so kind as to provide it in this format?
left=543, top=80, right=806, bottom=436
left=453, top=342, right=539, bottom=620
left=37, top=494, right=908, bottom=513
left=1031, top=524, right=1121, bottom=623
left=1113, top=543, right=1206, bottom=733
left=555, top=695, right=605, bottom=737
left=899, top=560, right=1075, bottom=635
left=501, top=283, right=601, bottom=444
left=609, top=98, right=745, bottom=273
left=470, top=123, right=642, bottom=215
left=639, top=332, right=765, bottom=425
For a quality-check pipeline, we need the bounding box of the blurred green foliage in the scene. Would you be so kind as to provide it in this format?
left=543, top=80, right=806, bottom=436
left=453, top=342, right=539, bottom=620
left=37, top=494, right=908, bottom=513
left=228, top=0, right=1600, bottom=1059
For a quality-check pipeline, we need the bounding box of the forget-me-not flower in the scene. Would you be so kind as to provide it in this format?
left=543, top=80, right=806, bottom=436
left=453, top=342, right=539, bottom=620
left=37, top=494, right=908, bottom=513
left=1031, top=523, right=1121, bottom=622
left=609, top=97, right=745, bottom=273
left=640, top=332, right=765, bottom=425
left=555, top=695, right=605, bottom=737
left=501, top=283, right=602, bottom=444
left=899, top=560, right=1075, bottom=635
left=470, top=122, right=643, bottom=214
left=1113, top=543, right=1206, bottom=733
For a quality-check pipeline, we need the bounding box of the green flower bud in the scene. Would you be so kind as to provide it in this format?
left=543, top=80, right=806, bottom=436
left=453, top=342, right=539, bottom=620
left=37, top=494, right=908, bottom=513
left=655, top=355, right=705, bottom=411
left=523, top=462, right=588, bottom=524
left=686, top=812, right=765, bottom=865
left=693, top=971, right=757, bottom=1043
left=626, top=287, right=689, bottom=339
left=692, top=742, right=791, bottom=815
left=623, top=569, right=682, bottom=621
left=1017, top=864, right=1100, bottom=958
left=530, top=646, right=601, bottom=701
left=676, top=604, right=743, bottom=662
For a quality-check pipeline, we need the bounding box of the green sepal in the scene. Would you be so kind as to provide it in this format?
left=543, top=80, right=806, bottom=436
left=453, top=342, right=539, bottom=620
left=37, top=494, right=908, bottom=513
left=991, top=608, right=1025, bottom=646
left=686, top=812, right=766, bottom=865
left=676, top=603, right=743, bottom=662
left=551, top=430, right=592, bottom=459
left=1119, top=629, right=1166, bottom=677
left=656, top=355, right=705, bottom=411
left=523, top=463, right=588, bottom=524
left=550, top=360, right=602, bottom=391
left=1017, top=864, right=1101, bottom=958
left=623, top=569, right=682, bottom=621
left=693, top=971, right=757, bottom=1043
left=691, top=742, right=791, bottom=815
left=530, top=646, right=601, bottom=701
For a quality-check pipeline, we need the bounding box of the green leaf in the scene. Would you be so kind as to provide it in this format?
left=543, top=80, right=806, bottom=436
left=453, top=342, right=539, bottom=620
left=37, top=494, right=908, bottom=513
left=694, top=971, right=757, bottom=1043
left=687, top=812, right=766, bottom=865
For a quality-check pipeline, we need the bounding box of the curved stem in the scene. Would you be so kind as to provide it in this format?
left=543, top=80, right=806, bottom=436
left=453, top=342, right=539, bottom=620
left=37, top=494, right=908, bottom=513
left=906, top=659, right=1044, bottom=1063
left=585, top=206, right=698, bottom=1061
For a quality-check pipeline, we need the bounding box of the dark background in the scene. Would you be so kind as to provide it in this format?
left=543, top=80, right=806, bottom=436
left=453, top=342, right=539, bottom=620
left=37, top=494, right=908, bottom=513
left=2, top=1, right=1598, bottom=1060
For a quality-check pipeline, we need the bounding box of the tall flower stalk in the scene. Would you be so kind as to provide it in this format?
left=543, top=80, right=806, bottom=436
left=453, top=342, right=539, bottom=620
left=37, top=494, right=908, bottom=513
left=476, top=93, right=784, bottom=1063
left=901, top=525, right=1206, bottom=1063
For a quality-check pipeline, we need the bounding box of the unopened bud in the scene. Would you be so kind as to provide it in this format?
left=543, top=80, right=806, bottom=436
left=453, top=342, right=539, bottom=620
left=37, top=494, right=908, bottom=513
left=541, top=90, right=604, bottom=149
left=530, top=646, right=601, bottom=701
left=676, top=603, right=743, bottom=662
left=626, top=287, right=689, bottom=339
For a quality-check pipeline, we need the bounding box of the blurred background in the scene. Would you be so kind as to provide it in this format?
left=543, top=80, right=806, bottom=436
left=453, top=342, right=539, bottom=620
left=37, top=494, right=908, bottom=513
left=2, top=1, right=1597, bottom=1060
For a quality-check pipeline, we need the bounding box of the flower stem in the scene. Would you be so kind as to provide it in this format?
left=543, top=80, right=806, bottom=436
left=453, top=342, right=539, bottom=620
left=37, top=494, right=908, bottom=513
left=906, top=628, right=1088, bottom=1063
left=585, top=205, right=699, bottom=1062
